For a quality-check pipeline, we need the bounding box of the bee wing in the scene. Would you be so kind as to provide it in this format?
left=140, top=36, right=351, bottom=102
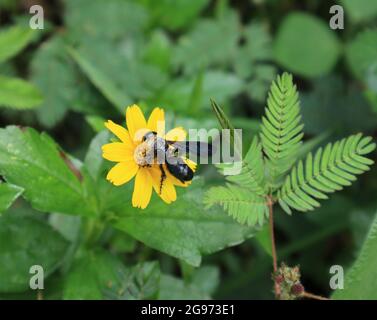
left=166, top=141, right=214, bottom=158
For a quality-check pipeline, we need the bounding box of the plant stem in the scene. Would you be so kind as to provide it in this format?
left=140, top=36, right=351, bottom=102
left=83, top=217, right=105, bottom=247
left=37, top=290, right=43, bottom=300
left=303, top=291, right=330, bottom=300
left=267, top=196, right=280, bottom=298
left=267, top=196, right=330, bottom=300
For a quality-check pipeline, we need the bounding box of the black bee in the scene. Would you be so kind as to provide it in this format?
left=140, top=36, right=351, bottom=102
left=140, top=131, right=213, bottom=192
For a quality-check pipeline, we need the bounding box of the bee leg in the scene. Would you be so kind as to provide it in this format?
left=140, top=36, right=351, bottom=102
left=159, top=164, right=166, bottom=195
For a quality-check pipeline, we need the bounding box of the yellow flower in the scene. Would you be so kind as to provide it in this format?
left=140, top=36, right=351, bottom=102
left=102, top=104, right=196, bottom=209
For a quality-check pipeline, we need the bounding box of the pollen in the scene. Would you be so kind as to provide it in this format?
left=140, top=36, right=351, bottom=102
left=134, top=142, right=153, bottom=167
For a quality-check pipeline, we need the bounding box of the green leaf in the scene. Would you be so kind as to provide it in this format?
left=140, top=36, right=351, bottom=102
left=191, top=266, right=219, bottom=296
left=233, top=22, right=276, bottom=102
left=159, top=71, right=243, bottom=112
left=108, top=230, right=136, bottom=254
left=260, top=73, right=304, bottom=189
left=186, top=72, right=204, bottom=115
left=0, top=213, right=68, bottom=292
left=83, top=131, right=112, bottom=183
left=142, top=30, right=172, bottom=73
left=210, top=98, right=243, bottom=161
left=0, top=126, right=94, bottom=217
left=173, top=10, right=240, bottom=74
left=0, top=0, right=18, bottom=10
left=103, top=261, right=160, bottom=300
left=236, top=23, right=273, bottom=75
left=64, top=0, right=148, bottom=42
left=255, top=223, right=273, bottom=256
left=85, top=115, right=106, bottom=133
left=112, top=181, right=256, bottom=266
left=207, top=134, right=270, bottom=228
left=210, top=99, right=235, bottom=135
left=31, top=36, right=107, bottom=127
left=0, top=25, right=36, bottom=63
left=0, top=75, right=43, bottom=109
left=244, top=65, right=276, bottom=103
left=140, top=0, right=209, bottom=30
left=48, top=213, right=82, bottom=243
left=346, top=29, right=377, bottom=80
left=278, top=134, right=375, bottom=213
left=159, top=275, right=210, bottom=299
left=68, top=47, right=131, bottom=112
left=0, top=61, right=16, bottom=77
left=63, top=249, right=125, bottom=300
left=211, top=99, right=241, bottom=156
left=274, top=13, right=341, bottom=78
left=203, top=71, right=243, bottom=103
left=69, top=42, right=167, bottom=112
left=0, top=183, right=23, bottom=214
left=333, top=212, right=377, bottom=299
left=340, top=0, right=377, bottom=23
left=204, top=184, right=268, bottom=226
left=83, top=132, right=256, bottom=266
left=226, top=137, right=267, bottom=196
left=301, top=76, right=377, bottom=135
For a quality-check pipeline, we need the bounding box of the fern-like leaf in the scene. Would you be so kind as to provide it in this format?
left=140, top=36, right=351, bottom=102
left=204, top=184, right=268, bottom=226
left=207, top=137, right=268, bottom=226
left=209, top=102, right=268, bottom=226
left=260, top=72, right=304, bottom=189
left=226, top=136, right=266, bottom=195
left=103, top=262, right=160, bottom=300
left=278, top=134, right=376, bottom=213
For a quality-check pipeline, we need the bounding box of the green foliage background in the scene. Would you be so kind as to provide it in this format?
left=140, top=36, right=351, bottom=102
left=1, top=0, right=377, bottom=300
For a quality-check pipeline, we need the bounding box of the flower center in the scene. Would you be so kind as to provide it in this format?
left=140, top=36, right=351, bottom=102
left=134, top=142, right=153, bottom=167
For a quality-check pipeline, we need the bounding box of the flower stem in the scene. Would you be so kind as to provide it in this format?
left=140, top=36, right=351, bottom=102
left=267, top=196, right=330, bottom=300
left=267, top=196, right=280, bottom=298
left=303, top=291, right=330, bottom=300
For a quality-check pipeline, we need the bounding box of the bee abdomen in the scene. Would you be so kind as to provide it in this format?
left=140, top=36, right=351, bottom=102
left=166, top=161, right=194, bottom=182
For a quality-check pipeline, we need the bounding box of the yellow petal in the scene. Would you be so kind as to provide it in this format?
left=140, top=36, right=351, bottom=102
left=150, top=166, right=177, bottom=204
left=102, top=142, right=134, bottom=162
left=185, top=158, right=197, bottom=172
left=104, top=120, right=134, bottom=145
left=106, top=161, right=138, bottom=186
left=126, top=104, right=147, bottom=142
left=165, top=127, right=186, bottom=142
left=147, top=107, right=165, bottom=136
left=132, top=168, right=153, bottom=209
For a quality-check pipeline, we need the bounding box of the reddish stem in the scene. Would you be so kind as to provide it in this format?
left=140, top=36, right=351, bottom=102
left=267, top=196, right=280, bottom=298
left=302, top=291, right=330, bottom=300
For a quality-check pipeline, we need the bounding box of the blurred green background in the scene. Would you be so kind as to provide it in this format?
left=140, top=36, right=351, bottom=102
left=1, top=0, right=377, bottom=300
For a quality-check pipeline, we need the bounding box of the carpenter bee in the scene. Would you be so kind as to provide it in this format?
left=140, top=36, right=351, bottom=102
left=139, top=131, right=213, bottom=193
